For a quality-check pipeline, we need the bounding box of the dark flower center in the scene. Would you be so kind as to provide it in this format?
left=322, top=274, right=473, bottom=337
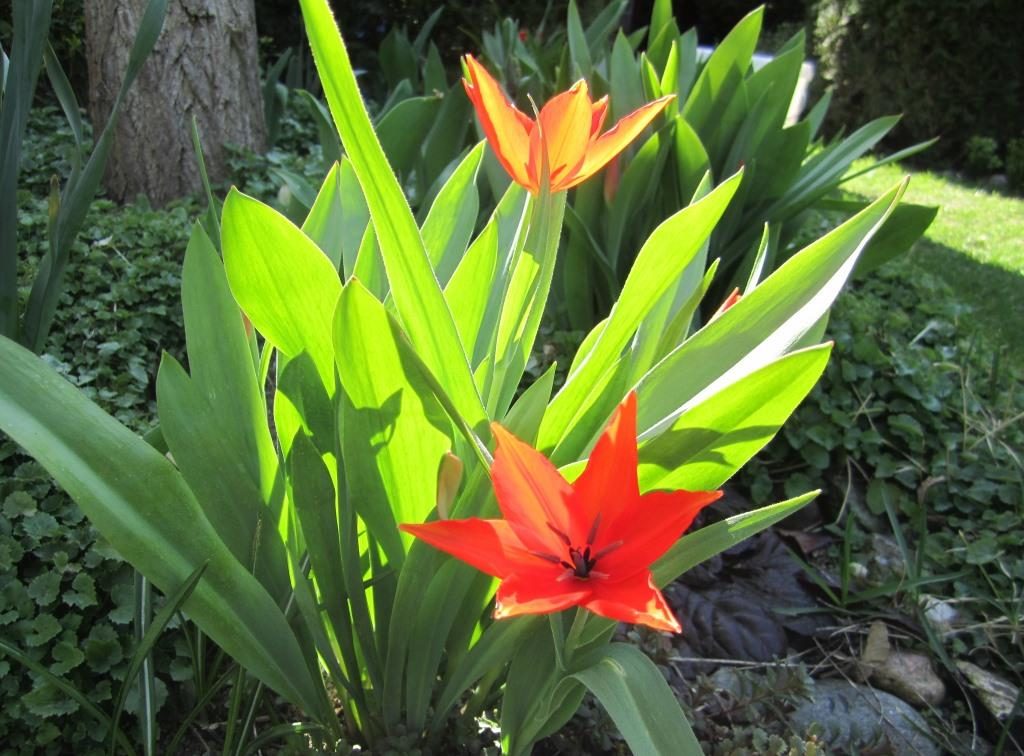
left=531, top=515, right=623, bottom=580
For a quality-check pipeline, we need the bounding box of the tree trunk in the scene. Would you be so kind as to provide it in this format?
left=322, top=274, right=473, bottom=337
left=83, top=0, right=266, bottom=205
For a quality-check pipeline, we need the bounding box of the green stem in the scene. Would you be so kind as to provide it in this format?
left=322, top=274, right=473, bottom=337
left=549, top=612, right=567, bottom=671
left=492, top=187, right=567, bottom=414
left=561, top=608, right=589, bottom=669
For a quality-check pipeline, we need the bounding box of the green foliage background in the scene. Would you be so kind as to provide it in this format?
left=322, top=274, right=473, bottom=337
left=0, top=108, right=192, bottom=754
left=814, top=0, right=1024, bottom=166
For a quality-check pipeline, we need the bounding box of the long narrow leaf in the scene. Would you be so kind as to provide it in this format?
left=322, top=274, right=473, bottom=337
left=299, top=0, right=487, bottom=431
left=0, top=338, right=325, bottom=716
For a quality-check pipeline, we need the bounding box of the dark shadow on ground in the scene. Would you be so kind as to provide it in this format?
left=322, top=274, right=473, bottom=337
left=901, top=237, right=1024, bottom=362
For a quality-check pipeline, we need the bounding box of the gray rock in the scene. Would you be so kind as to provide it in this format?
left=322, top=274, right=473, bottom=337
left=789, top=679, right=941, bottom=756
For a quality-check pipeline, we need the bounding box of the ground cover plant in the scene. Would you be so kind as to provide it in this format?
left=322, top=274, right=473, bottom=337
left=0, top=0, right=923, bottom=751
left=842, top=157, right=1024, bottom=360
left=740, top=258, right=1024, bottom=752
left=1, top=105, right=194, bottom=753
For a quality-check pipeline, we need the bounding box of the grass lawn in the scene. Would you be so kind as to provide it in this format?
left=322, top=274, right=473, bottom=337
left=841, top=159, right=1024, bottom=360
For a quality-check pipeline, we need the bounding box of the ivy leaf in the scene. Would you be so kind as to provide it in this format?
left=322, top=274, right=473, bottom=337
left=50, top=640, right=86, bottom=675
left=83, top=624, right=124, bottom=673
left=24, top=680, right=80, bottom=718
left=3, top=491, right=36, bottom=517
left=64, top=573, right=97, bottom=609
left=22, top=512, right=59, bottom=540
left=28, top=571, right=61, bottom=606
left=25, top=614, right=62, bottom=647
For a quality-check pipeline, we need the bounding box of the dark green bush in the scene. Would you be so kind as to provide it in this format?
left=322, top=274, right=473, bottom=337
left=814, top=0, right=1024, bottom=166
left=1007, top=136, right=1024, bottom=193
left=964, top=135, right=1003, bottom=177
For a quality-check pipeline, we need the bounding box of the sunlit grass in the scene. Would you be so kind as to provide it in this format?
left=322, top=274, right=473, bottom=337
left=843, top=158, right=1024, bottom=360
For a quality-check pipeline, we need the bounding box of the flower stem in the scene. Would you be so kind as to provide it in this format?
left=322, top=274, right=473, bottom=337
left=562, top=607, right=590, bottom=670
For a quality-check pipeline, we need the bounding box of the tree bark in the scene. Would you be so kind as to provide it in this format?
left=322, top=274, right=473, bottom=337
left=84, top=0, right=266, bottom=205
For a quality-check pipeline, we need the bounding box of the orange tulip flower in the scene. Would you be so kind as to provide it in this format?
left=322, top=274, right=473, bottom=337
left=462, top=55, right=674, bottom=195
left=712, top=287, right=742, bottom=319
left=400, top=393, right=721, bottom=633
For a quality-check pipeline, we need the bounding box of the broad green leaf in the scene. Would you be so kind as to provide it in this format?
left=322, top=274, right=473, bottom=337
left=638, top=344, right=833, bottom=491
left=541, top=172, right=743, bottom=462
left=222, top=189, right=341, bottom=387
left=769, top=116, right=900, bottom=218
left=605, top=128, right=671, bottom=270
left=301, top=161, right=345, bottom=269
left=501, top=624, right=563, bottom=755
left=584, top=0, right=628, bottom=55
left=653, top=492, right=819, bottom=585
left=421, top=143, right=484, bottom=286
left=647, top=0, right=677, bottom=71
left=352, top=224, right=387, bottom=300
left=157, top=226, right=287, bottom=597
left=297, top=89, right=342, bottom=165
left=501, top=364, right=555, bottom=445
left=654, top=256, right=719, bottom=359
left=609, top=31, right=642, bottom=123
left=840, top=138, right=939, bottom=183
left=421, top=85, right=473, bottom=193
left=300, top=0, right=486, bottom=430
left=337, top=157, right=369, bottom=278
left=628, top=175, right=715, bottom=384
left=745, top=30, right=805, bottom=136
left=683, top=6, right=762, bottom=138
left=675, top=28, right=700, bottom=104
left=412, top=7, right=444, bottom=55
left=488, top=190, right=566, bottom=418
left=376, top=94, right=441, bottom=177
left=404, top=560, right=479, bottom=731
left=637, top=181, right=906, bottom=439
left=445, top=217, right=499, bottom=362
left=433, top=617, right=539, bottom=726
left=804, top=89, right=831, bottom=140
left=333, top=280, right=452, bottom=564
left=814, top=198, right=938, bottom=275
left=749, top=120, right=811, bottom=202
left=378, top=27, right=418, bottom=91
left=562, top=196, right=618, bottom=330
left=423, top=42, right=446, bottom=93
left=566, top=0, right=593, bottom=79
left=0, top=337, right=325, bottom=716
left=572, top=643, right=702, bottom=756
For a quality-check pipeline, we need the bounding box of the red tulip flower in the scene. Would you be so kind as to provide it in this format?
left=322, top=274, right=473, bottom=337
left=400, top=393, right=721, bottom=633
left=462, top=55, right=673, bottom=195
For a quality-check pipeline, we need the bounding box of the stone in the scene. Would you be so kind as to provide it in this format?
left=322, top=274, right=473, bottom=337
left=870, top=651, right=946, bottom=707
left=789, top=679, right=941, bottom=756
left=921, top=595, right=960, bottom=635
left=958, top=661, right=1020, bottom=721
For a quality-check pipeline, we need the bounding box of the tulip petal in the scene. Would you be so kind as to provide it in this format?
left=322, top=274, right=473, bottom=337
left=590, top=95, right=609, bottom=137
left=569, top=392, right=640, bottom=545
left=585, top=571, right=681, bottom=633
left=399, top=518, right=536, bottom=578
left=537, top=80, right=594, bottom=188
left=494, top=571, right=590, bottom=619
left=463, top=55, right=534, bottom=189
left=600, top=489, right=722, bottom=579
left=490, top=423, right=575, bottom=556
left=562, top=95, right=675, bottom=190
